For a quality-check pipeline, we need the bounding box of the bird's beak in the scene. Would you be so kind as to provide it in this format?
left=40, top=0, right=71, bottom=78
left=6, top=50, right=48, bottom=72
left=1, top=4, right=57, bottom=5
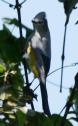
left=32, top=19, right=35, bottom=23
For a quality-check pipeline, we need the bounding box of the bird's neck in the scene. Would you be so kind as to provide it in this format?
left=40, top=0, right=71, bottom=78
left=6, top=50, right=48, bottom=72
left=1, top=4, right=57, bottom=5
left=35, top=29, right=47, bottom=38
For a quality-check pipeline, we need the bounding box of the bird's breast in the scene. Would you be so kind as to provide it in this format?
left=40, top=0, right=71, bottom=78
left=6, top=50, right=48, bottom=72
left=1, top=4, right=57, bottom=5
left=31, top=34, right=51, bottom=58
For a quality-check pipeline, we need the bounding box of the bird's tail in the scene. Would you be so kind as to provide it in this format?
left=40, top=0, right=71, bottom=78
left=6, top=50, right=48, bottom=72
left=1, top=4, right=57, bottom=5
left=40, top=80, right=51, bottom=116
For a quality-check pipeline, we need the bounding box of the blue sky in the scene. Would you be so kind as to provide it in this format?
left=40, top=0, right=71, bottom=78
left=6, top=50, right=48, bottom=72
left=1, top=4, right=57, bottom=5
left=0, top=0, right=78, bottom=125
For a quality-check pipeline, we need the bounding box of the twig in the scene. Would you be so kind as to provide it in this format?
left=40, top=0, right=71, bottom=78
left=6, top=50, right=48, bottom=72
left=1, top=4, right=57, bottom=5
left=48, top=62, right=78, bottom=76
left=15, top=0, right=34, bottom=110
left=60, top=73, right=78, bottom=126
left=60, top=23, right=68, bottom=92
left=33, top=62, right=78, bottom=92
left=47, top=80, right=69, bottom=90
left=15, top=0, right=22, bottom=38
left=20, top=0, right=28, bottom=5
left=0, top=0, right=14, bottom=7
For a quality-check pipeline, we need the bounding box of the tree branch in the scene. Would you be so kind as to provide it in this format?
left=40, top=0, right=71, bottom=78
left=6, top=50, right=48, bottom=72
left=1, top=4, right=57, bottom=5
left=15, top=0, right=34, bottom=110
left=60, top=73, right=78, bottom=126
left=1, top=0, right=14, bottom=8
left=20, top=0, right=28, bottom=5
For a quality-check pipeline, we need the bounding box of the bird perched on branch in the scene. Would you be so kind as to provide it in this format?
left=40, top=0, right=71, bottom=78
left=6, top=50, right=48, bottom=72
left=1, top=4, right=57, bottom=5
left=23, top=12, right=51, bottom=116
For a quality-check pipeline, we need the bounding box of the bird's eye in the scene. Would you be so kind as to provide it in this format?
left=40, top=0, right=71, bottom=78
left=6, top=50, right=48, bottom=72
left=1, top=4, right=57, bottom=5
left=32, top=20, right=45, bottom=24
left=38, top=20, right=44, bottom=24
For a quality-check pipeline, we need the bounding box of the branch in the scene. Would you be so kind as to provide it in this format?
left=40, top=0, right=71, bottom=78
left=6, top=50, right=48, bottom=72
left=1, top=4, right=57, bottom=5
left=20, top=0, right=28, bottom=5
left=60, top=23, right=68, bottom=92
left=0, top=0, right=14, bottom=8
left=48, top=62, right=78, bottom=76
left=0, top=0, right=28, bottom=8
left=60, top=73, right=78, bottom=126
left=15, top=0, right=34, bottom=110
left=33, top=62, right=78, bottom=92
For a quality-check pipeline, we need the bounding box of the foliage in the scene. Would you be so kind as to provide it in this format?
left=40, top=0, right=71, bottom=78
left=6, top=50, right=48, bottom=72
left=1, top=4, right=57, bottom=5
left=0, top=20, right=34, bottom=126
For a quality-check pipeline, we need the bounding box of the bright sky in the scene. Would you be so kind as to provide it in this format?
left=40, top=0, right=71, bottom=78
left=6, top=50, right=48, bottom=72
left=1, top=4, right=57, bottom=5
left=0, top=0, right=78, bottom=125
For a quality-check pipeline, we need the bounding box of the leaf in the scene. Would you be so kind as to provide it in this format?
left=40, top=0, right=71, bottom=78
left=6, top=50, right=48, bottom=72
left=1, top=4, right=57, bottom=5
left=0, top=65, right=24, bottom=104
left=50, top=114, right=73, bottom=126
left=0, top=59, right=6, bottom=74
left=59, top=0, right=78, bottom=25
left=0, top=64, right=6, bottom=74
left=26, top=112, right=47, bottom=126
left=3, top=18, right=33, bottom=42
left=26, top=112, right=72, bottom=126
left=3, top=18, right=19, bottom=26
left=10, top=66, right=24, bottom=90
left=0, top=27, right=22, bottom=63
left=0, top=92, right=12, bottom=100
left=0, top=121, right=6, bottom=126
left=3, top=18, right=33, bottom=33
left=3, top=24, right=11, bottom=34
left=16, top=110, right=26, bottom=126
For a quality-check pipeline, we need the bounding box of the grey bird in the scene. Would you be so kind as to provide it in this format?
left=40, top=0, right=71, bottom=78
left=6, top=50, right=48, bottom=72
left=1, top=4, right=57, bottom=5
left=23, top=12, right=51, bottom=116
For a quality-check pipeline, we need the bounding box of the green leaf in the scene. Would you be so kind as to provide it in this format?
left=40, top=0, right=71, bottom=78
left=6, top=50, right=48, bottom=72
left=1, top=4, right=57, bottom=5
left=0, top=120, right=6, bottom=126
left=16, top=110, right=26, bottom=126
left=0, top=64, right=6, bottom=74
left=3, top=18, right=19, bottom=26
left=3, top=18, right=33, bottom=33
left=25, top=112, right=72, bottom=126
left=26, top=112, right=52, bottom=126
left=0, top=63, right=24, bottom=103
left=50, top=114, right=73, bottom=126
left=3, top=18, right=33, bottom=42
left=10, top=66, right=24, bottom=90
left=62, top=0, right=78, bottom=16
left=0, top=27, right=22, bottom=63
left=3, top=24, right=11, bottom=33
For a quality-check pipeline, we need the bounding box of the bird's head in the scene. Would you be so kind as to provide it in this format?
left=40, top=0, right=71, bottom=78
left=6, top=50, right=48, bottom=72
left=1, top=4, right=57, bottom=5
left=32, top=12, right=48, bottom=33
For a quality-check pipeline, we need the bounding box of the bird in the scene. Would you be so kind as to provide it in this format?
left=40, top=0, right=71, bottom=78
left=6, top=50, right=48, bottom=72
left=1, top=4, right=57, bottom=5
left=23, top=12, right=51, bottom=116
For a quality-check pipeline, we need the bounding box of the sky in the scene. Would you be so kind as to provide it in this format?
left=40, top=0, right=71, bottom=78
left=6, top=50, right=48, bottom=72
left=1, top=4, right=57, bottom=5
left=0, top=0, right=78, bottom=125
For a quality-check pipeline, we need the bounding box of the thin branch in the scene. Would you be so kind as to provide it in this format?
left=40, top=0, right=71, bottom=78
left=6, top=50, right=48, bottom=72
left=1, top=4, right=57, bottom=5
left=33, top=80, right=69, bottom=93
left=48, top=62, right=78, bottom=76
left=20, top=0, right=28, bottom=5
left=33, top=62, right=78, bottom=92
left=15, top=0, right=29, bottom=84
left=0, top=0, right=28, bottom=8
left=60, top=73, right=78, bottom=126
left=34, top=84, right=40, bottom=92
left=0, top=0, right=14, bottom=7
left=15, top=0, right=34, bottom=110
left=47, top=80, right=69, bottom=90
left=15, top=0, right=22, bottom=38
left=60, top=23, right=68, bottom=92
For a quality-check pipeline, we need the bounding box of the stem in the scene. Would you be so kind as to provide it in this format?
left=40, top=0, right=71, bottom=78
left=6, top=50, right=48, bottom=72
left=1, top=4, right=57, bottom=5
left=60, top=73, right=78, bottom=126
left=60, top=23, right=67, bottom=92
left=15, top=0, right=34, bottom=110
left=15, top=0, right=29, bottom=84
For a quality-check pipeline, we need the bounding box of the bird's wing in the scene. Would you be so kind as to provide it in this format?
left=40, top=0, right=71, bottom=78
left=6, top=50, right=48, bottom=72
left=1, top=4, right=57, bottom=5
left=27, top=43, right=45, bottom=82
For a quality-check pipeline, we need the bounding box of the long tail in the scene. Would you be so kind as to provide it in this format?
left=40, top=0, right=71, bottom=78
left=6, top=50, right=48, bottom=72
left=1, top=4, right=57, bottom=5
left=40, top=80, right=51, bottom=116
